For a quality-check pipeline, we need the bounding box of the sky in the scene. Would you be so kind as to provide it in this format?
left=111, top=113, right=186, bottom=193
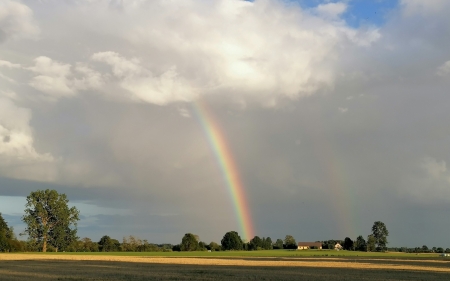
left=0, top=0, right=449, bottom=248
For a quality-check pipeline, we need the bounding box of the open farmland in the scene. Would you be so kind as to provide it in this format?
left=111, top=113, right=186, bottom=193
left=1, top=253, right=450, bottom=280
left=4, top=249, right=444, bottom=258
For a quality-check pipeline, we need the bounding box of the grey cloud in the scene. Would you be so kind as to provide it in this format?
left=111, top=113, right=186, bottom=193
left=1, top=0, right=450, bottom=247
left=0, top=29, right=6, bottom=43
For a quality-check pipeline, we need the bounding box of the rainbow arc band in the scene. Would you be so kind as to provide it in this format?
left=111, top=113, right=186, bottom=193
left=193, top=100, right=254, bottom=241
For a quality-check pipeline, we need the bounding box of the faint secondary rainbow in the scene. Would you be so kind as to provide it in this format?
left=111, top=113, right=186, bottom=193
left=304, top=111, right=358, bottom=238
left=192, top=100, right=254, bottom=240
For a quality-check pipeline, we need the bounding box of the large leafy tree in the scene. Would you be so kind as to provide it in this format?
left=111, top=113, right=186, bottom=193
left=249, top=236, right=262, bottom=250
left=209, top=241, right=221, bottom=251
left=371, top=221, right=389, bottom=251
left=22, top=189, right=80, bottom=252
left=0, top=213, right=12, bottom=252
left=122, top=235, right=143, bottom=252
left=98, top=235, right=120, bottom=252
left=263, top=237, right=273, bottom=250
left=0, top=213, right=7, bottom=232
left=274, top=239, right=284, bottom=249
left=198, top=241, right=207, bottom=251
left=355, top=235, right=366, bottom=251
left=180, top=233, right=198, bottom=251
left=0, top=214, right=21, bottom=252
left=79, top=237, right=99, bottom=252
left=343, top=237, right=354, bottom=250
left=221, top=231, right=243, bottom=250
left=284, top=235, right=297, bottom=249
left=366, top=234, right=376, bottom=252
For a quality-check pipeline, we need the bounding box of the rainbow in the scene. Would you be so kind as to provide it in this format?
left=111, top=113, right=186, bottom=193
left=193, top=100, right=254, bottom=241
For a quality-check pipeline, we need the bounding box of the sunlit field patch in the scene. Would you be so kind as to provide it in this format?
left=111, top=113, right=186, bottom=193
left=1, top=251, right=449, bottom=281
left=9, top=249, right=443, bottom=258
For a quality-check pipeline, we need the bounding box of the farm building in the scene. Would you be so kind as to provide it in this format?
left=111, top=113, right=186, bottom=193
left=297, top=242, right=322, bottom=250
left=334, top=243, right=343, bottom=250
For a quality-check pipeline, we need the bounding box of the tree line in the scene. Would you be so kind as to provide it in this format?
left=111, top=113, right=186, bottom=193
left=1, top=189, right=449, bottom=253
left=320, top=221, right=390, bottom=252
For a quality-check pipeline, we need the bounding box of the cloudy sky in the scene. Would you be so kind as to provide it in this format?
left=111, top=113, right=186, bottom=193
left=1, top=0, right=449, bottom=247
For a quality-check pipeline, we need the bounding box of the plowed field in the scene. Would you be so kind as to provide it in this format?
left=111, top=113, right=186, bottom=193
left=1, top=254, right=449, bottom=280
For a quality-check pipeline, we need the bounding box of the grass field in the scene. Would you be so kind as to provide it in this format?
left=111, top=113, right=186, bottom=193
left=9, top=249, right=444, bottom=258
left=1, top=251, right=449, bottom=280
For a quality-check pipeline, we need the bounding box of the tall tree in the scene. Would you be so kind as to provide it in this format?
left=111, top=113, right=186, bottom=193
left=209, top=241, right=221, bottom=251
left=264, top=237, right=273, bottom=250
left=122, top=235, right=143, bottom=252
left=367, top=235, right=376, bottom=252
left=371, top=221, right=389, bottom=251
left=22, top=189, right=80, bottom=252
left=274, top=239, right=284, bottom=249
left=284, top=235, right=297, bottom=249
left=221, top=231, right=243, bottom=250
left=80, top=237, right=99, bottom=252
left=198, top=241, right=207, bottom=251
left=343, top=237, right=354, bottom=250
left=322, top=240, right=336, bottom=250
left=51, top=225, right=78, bottom=252
left=355, top=235, right=366, bottom=251
left=0, top=213, right=11, bottom=252
left=181, top=233, right=198, bottom=251
left=0, top=213, right=8, bottom=232
left=249, top=236, right=262, bottom=250
left=98, top=235, right=120, bottom=252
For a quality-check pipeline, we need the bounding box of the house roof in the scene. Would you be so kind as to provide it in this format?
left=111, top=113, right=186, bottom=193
left=297, top=242, right=322, bottom=247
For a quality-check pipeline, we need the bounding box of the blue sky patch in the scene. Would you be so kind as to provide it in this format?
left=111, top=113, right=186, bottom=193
left=294, top=0, right=399, bottom=27
left=247, top=0, right=400, bottom=27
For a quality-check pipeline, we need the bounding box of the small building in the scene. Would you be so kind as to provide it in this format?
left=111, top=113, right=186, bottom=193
left=334, top=243, right=343, bottom=250
left=297, top=242, right=322, bottom=250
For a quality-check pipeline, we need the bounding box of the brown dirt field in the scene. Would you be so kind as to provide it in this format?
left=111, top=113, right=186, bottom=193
left=1, top=254, right=450, bottom=280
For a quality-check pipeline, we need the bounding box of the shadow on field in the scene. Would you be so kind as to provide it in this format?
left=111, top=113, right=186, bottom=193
left=1, top=259, right=450, bottom=281
left=208, top=257, right=450, bottom=269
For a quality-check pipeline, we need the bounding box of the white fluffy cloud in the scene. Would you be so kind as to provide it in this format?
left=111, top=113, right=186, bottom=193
left=0, top=0, right=446, bottom=191
left=0, top=56, right=104, bottom=100
left=314, top=2, right=347, bottom=20
left=28, top=56, right=76, bottom=98
left=29, top=56, right=104, bottom=99
left=91, top=52, right=197, bottom=105
left=0, top=94, right=54, bottom=181
left=0, top=59, right=21, bottom=68
left=1, top=0, right=381, bottom=106
left=0, top=0, right=39, bottom=43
